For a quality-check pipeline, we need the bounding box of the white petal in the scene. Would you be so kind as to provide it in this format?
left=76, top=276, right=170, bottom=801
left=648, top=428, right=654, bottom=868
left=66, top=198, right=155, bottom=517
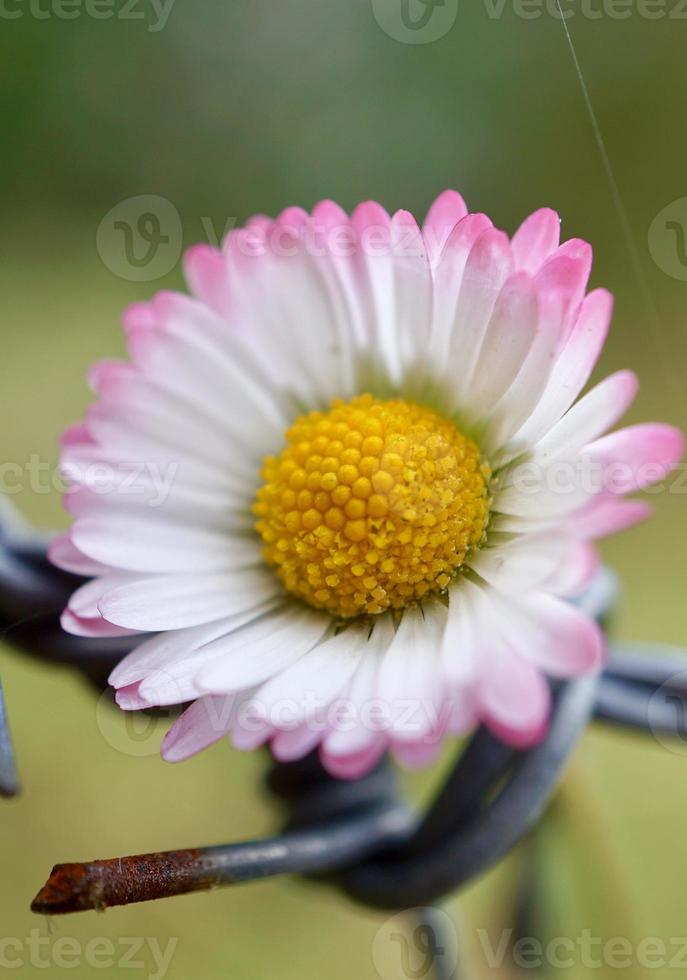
left=492, top=464, right=590, bottom=520
left=62, top=430, right=247, bottom=502
left=72, top=516, right=258, bottom=574
left=110, top=606, right=276, bottom=688
left=441, top=578, right=488, bottom=686
left=422, top=189, right=468, bottom=266
left=391, top=210, right=433, bottom=377
left=125, top=312, right=290, bottom=441
left=478, top=643, right=551, bottom=747
left=196, top=605, right=330, bottom=693
left=49, top=533, right=111, bottom=576
left=462, top=272, right=538, bottom=422
left=163, top=685, right=265, bottom=758
left=351, top=202, right=399, bottom=384
left=99, top=568, right=281, bottom=631
left=529, top=370, right=638, bottom=462
left=511, top=208, right=561, bottom=273
left=376, top=600, right=447, bottom=741
left=129, top=289, right=300, bottom=420
left=320, top=739, right=387, bottom=779
left=566, top=496, right=653, bottom=540
left=89, top=364, right=262, bottom=484
left=427, top=213, right=493, bottom=376
left=161, top=694, right=238, bottom=761
left=64, top=469, right=252, bottom=534
left=543, top=541, right=599, bottom=597
left=512, top=288, right=613, bottom=448
left=311, top=200, right=375, bottom=350
left=253, top=621, right=370, bottom=725
left=271, top=723, right=326, bottom=763
left=61, top=574, right=145, bottom=638
left=468, top=534, right=569, bottom=593
left=485, top=588, right=605, bottom=678
left=68, top=574, right=133, bottom=618
left=479, top=316, right=559, bottom=457
left=445, top=228, right=513, bottom=412
left=118, top=614, right=281, bottom=706
left=324, top=614, right=395, bottom=758
left=61, top=609, right=142, bottom=639
left=225, top=214, right=358, bottom=406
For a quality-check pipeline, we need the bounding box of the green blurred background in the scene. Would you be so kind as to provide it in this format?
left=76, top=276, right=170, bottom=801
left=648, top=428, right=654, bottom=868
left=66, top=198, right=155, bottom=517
left=1, top=1, right=687, bottom=977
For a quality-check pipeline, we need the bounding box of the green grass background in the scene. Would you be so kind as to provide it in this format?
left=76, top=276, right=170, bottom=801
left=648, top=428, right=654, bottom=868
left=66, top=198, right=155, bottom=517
left=1, top=2, right=687, bottom=977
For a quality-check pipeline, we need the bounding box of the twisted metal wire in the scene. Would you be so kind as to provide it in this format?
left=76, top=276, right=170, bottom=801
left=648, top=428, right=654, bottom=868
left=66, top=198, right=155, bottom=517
left=1, top=506, right=686, bottom=931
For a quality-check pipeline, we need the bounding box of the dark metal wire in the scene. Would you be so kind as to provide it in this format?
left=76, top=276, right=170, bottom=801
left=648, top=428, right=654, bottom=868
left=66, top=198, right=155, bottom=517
left=0, top=681, right=18, bottom=797
left=598, top=648, right=687, bottom=737
left=0, top=507, right=685, bottom=925
left=607, top=646, right=687, bottom=690
left=340, top=676, right=599, bottom=909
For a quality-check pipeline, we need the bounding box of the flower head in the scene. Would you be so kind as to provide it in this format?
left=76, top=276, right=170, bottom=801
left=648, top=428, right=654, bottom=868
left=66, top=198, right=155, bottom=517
left=254, top=394, right=491, bottom=617
left=52, top=191, right=684, bottom=778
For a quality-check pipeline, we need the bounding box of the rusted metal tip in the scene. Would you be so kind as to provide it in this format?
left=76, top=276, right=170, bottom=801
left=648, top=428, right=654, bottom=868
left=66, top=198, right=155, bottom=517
left=31, top=850, right=207, bottom=915
left=31, top=864, right=91, bottom=915
left=0, top=682, right=19, bottom=798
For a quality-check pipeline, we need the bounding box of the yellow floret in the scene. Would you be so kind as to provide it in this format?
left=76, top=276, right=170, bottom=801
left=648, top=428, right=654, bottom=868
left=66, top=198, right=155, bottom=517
left=253, top=394, right=491, bottom=618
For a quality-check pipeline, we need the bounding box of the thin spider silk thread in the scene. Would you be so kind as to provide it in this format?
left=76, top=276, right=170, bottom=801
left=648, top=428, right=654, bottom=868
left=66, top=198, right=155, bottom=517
left=553, top=0, right=682, bottom=410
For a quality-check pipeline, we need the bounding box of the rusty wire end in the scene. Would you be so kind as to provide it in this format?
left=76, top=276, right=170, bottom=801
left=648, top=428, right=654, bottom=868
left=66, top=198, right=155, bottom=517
left=31, top=851, right=208, bottom=915
left=30, top=800, right=414, bottom=916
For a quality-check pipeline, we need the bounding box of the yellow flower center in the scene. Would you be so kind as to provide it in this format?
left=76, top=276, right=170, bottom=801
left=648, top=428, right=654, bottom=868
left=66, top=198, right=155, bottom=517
left=253, top=394, right=490, bottom=618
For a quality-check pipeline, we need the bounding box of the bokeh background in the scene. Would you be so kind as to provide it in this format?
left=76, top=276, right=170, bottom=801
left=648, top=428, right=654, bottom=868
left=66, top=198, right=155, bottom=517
left=1, top=1, right=687, bottom=977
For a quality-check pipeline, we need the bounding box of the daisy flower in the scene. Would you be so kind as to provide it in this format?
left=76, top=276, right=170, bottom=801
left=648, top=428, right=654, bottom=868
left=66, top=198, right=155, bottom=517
left=51, top=192, right=683, bottom=779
